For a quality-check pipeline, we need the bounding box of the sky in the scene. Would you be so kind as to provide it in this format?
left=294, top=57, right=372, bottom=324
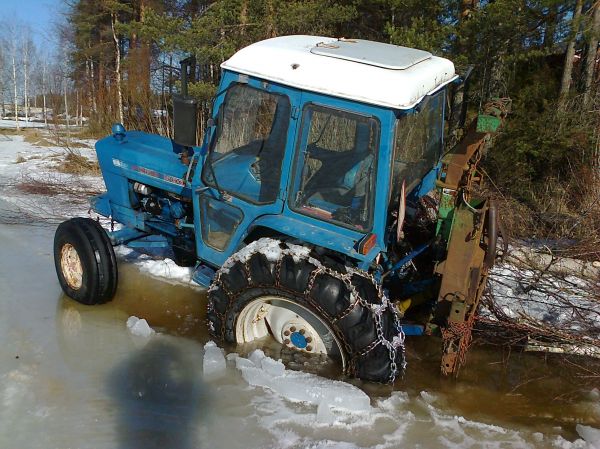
left=0, top=0, right=62, bottom=55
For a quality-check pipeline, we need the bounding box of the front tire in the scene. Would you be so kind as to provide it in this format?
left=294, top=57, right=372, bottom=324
left=207, top=239, right=405, bottom=383
left=54, top=217, right=118, bottom=305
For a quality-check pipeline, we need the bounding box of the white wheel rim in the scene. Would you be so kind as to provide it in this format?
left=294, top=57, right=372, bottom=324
left=235, top=295, right=345, bottom=365
left=60, top=243, right=83, bottom=290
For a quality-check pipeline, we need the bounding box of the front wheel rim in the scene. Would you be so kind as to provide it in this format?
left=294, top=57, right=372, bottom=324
left=235, top=295, right=346, bottom=368
left=60, top=243, right=83, bottom=290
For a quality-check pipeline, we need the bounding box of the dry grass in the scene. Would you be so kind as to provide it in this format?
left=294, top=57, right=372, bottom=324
left=16, top=179, right=64, bottom=195
left=22, top=129, right=55, bottom=147
left=0, top=127, right=55, bottom=146
left=10, top=172, right=102, bottom=198
left=57, top=151, right=100, bottom=176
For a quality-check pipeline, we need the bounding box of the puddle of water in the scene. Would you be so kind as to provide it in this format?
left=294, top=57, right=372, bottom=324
left=0, top=221, right=598, bottom=449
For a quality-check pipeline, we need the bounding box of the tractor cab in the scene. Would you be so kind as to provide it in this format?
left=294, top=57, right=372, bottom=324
left=191, top=36, right=456, bottom=269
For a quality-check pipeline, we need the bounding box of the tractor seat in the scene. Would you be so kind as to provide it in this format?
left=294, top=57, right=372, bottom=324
left=304, top=122, right=373, bottom=219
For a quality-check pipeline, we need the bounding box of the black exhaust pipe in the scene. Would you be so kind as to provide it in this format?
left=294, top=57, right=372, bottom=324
left=173, top=56, right=198, bottom=148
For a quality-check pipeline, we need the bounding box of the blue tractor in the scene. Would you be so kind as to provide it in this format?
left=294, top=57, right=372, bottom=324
left=53, top=36, right=500, bottom=383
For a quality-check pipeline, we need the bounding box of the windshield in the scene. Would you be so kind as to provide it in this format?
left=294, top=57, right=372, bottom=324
left=203, top=84, right=290, bottom=204
left=289, top=104, right=379, bottom=232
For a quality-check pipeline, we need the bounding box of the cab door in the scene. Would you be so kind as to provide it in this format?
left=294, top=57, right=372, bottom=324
left=191, top=74, right=301, bottom=267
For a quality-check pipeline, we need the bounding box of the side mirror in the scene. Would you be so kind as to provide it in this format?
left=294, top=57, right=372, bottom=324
left=206, top=118, right=215, bottom=128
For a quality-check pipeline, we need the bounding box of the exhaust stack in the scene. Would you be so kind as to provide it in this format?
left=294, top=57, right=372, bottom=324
left=173, top=56, right=198, bottom=147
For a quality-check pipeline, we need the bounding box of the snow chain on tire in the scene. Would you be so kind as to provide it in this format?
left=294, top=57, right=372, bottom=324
left=207, top=238, right=406, bottom=384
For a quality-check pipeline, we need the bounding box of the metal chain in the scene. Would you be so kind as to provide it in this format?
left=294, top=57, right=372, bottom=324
left=208, top=238, right=406, bottom=383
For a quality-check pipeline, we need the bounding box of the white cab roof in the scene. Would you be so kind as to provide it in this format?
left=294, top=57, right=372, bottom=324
left=221, top=35, right=457, bottom=110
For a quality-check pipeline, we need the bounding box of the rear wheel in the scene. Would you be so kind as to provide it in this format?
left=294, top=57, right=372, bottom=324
left=54, top=217, right=118, bottom=305
left=207, top=238, right=405, bottom=383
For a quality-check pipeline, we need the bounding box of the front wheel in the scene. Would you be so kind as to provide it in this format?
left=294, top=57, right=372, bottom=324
left=207, top=239, right=405, bottom=383
left=54, top=217, right=118, bottom=305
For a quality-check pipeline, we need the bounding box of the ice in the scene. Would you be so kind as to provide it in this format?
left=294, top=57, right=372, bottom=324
left=225, top=352, right=239, bottom=362
left=532, top=432, right=544, bottom=442
left=420, top=390, right=437, bottom=404
left=576, top=425, right=600, bottom=448
left=236, top=350, right=371, bottom=413
left=261, top=356, right=285, bottom=376
left=126, top=316, right=155, bottom=337
left=203, top=341, right=226, bottom=379
left=248, top=348, right=266, bottom=367
left=316, top=400, right=336, bottom=424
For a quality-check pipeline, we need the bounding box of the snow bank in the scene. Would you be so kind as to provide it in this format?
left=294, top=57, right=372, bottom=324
left=126, top=316, right=155, bottom=337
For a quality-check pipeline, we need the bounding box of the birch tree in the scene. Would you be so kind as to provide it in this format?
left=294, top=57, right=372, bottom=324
left=0, top=38, right=4, bottom=118
left=110, top=7, right=124, bottom=125
left=22, top=31, right=32, bottom=122
left=42, top=58, right=48, bottom=127
left=10, top=29, right=19, bottom=131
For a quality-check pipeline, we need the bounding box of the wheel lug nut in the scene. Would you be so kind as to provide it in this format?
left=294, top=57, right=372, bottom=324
left=299, top=329, right=305, bottom=335
left=305, top=337, right=312, bottom=343
left=283, top=330, right=290, bottom=336
left=290, top=326, right=296, bottom=332
left=306, top=345, right=313, bottom=351
left=284, top=339, right=290, bottom=345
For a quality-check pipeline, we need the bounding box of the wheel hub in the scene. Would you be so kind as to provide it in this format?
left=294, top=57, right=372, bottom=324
left=282, top=324, right=314, bottom=352
left=60, top=243, right=83, bottom=290
left=235, top=297, right=332, bottom=356
left=290, top=332, right=307, bottom=349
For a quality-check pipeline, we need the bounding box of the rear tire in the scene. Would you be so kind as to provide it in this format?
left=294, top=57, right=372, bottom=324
left=207, top=239, right=405, bottom=383
left=54, top=217, right=118, bottom=305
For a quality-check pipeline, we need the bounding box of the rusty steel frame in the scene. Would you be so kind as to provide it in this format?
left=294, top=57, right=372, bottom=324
left=433, top=117, right=500, bottom=377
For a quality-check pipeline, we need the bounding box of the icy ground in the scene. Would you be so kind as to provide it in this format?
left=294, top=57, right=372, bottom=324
left=0, top=127, right=599, bottom=448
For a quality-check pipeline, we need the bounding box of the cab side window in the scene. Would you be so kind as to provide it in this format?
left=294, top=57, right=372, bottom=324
left=392, top=90, right=444, bottom=193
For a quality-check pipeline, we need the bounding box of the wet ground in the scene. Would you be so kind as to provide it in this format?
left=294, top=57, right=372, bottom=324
left=1, top=218, right=599, bottom=449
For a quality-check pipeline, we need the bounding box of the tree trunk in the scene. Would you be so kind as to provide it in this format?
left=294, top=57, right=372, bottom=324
left=111, top=11, right=124, bottom=125
left=543, top=4, right=559, bottom=49
left=23, top=38, right=29, bottom=122
left=559, top=0, right=584, bottom=106
left=0, top=48, right=4, bottom=118
left=583, top=2, right=600, bottom=107
left=64, top=78, right=70, bottom=146
left=265, top=0, right=276, bottom=38
left=240, top=0, right=248, bottom=38
left=76, top=90, right=80, bottom=127
left=449, top=0, right=479, bottom=138
left=42, top=61, right=47, bottom=127
left=12, top=52, right=19, bottom=131
left=90, top=57, right=97, bottom=114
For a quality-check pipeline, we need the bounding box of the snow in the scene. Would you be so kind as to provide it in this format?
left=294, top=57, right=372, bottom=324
left=126, top=316, right=155, bottom=337
left=0, top=119, right=48, bottom=129
left=485, top=245, right=600, bottom=354
left=115, top=245, right=199, bottom=288
left=0, top=133, right=103, bottom=223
